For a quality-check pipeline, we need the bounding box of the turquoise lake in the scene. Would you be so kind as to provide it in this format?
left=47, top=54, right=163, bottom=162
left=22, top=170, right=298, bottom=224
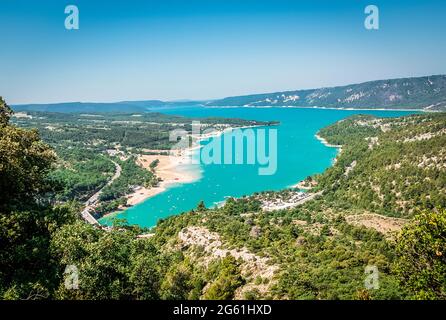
left=100, top=107, right=416, bottom=228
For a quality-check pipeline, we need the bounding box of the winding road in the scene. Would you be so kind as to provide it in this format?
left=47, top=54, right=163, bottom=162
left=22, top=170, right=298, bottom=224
left=81, top=160, right=122, bottom=225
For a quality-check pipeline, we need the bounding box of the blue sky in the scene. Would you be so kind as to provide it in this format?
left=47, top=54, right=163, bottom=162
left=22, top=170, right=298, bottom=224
left=1, top=0, right=445, bottom=104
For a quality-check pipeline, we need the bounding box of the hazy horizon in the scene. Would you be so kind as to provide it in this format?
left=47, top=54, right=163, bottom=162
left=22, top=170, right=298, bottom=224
left=2, top=0, right=446, bottom=104
left=9, top=73, right=445, bottom=106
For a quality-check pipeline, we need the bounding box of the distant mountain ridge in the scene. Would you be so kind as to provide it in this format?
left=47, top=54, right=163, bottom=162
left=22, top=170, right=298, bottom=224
left=11, top=75, right=446, bottom=113
left=12, top=100, right=202, bottom=113
left=12, top=102, right=149, bottom=113
left=207, top=75, right=446, bottom=111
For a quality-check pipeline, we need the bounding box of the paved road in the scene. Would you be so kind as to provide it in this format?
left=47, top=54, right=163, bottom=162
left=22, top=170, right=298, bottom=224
left=81, top=160, right=122, bottom=225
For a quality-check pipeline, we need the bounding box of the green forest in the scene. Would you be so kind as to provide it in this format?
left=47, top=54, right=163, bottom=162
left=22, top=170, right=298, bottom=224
left=1, top=97, right=445, bottom=300
left=10, top=109, right=272, bottom=216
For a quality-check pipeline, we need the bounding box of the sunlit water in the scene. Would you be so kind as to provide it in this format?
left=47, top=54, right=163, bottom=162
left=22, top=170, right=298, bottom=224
left=99, top=107, right=417, bottom=228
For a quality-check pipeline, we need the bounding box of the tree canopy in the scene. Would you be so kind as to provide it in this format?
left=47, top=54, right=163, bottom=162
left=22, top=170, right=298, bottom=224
left=395, top=209, right=446, bottom=300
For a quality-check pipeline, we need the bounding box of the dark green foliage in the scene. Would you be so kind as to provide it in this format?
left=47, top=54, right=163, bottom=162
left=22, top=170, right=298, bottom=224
left=12, top=111, right=274, bottom=151
left=0, top=104, right=77, bottom=299
left=51, top=221, right=162, bottom=299
left=3, top=94, right=446, bottom=300
left=99, top=157, right=154, bottom=202
left=395, top=209, right=446, bottom=300
left=49, top=148, right=115, bottom=201
left=0, top=97, right=13, bottom=127
left=11, top=111, right=274, bottom=209
left=317, top=113, right=446, bottom=218
left=203, top=256, right=245, bottom=300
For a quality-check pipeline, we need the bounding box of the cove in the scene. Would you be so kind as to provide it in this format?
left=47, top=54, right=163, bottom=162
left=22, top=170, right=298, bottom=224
left=99, top=107, right=417, bottom=228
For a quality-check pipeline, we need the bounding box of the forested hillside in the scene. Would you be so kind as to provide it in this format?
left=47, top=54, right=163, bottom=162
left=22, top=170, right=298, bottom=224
left=11, top=111, right=273, bottom=212
left=143, top=112, right=446, bottom=300
left=1, top=96, right=445, bottom=300
left=12, top=111, right=272, bottom=151
left=316, top=113, right=446, bottom=217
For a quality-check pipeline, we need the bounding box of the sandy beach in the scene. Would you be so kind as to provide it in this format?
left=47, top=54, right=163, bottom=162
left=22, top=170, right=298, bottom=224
left=125, top=186, right=166, bottom=206
left=121, top=124, right=271, bottom=209
left=125, top=150, right=201, bottom=206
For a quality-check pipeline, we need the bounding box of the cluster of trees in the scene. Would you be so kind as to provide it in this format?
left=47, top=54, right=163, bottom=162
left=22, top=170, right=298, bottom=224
left=1, top=98, right=250, bottom=299
left=92, top=157, right=157, bottom=217
left=153, top=188, right=445, bottom=299
left=1, top=98, right=77, bottom=298
left=49, top=148, right=116, bottom=201
left=148, top=112, right=446, bottom=299
left=13, top=111, right=273, bottom=151
left=11, top=110, right=274, bottom=212
left=395, top=209, right=446, bottom=299
left=316, top=113, right=446, bottom=218
left=100, top=157, right=155, bottom=201
left=171, top=198, right=402, bottom=299
left=2, top=97, right=446, bottom=300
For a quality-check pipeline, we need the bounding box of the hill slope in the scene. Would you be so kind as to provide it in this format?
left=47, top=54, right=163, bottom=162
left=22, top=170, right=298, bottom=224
left=146, top=112, right=446, bottom=299
left=316, top=113, right=446, bottom=217
left=207, top=75, right=446, bottom=111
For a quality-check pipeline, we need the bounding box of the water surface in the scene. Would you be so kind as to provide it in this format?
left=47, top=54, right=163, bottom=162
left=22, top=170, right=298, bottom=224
left=100, top=107, right=416, bottom=227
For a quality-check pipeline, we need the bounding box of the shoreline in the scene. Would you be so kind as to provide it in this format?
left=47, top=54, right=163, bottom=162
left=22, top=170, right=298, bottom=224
left=315, top=133, right=343, bottom=165
left=100, top=124, right=270, bottom=220
left=95, top=106, right=428, bottom=224
left=290, top=180, right=315, bottom=190
left=289, top=133, right=343, bottom=189
left=102, top=150, right=201, bottom=219
left=314, top=133, right=343, bottom=149
left=100, top=168, right=198, bottom=221
left=204, top=105, right=427, bottom=112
